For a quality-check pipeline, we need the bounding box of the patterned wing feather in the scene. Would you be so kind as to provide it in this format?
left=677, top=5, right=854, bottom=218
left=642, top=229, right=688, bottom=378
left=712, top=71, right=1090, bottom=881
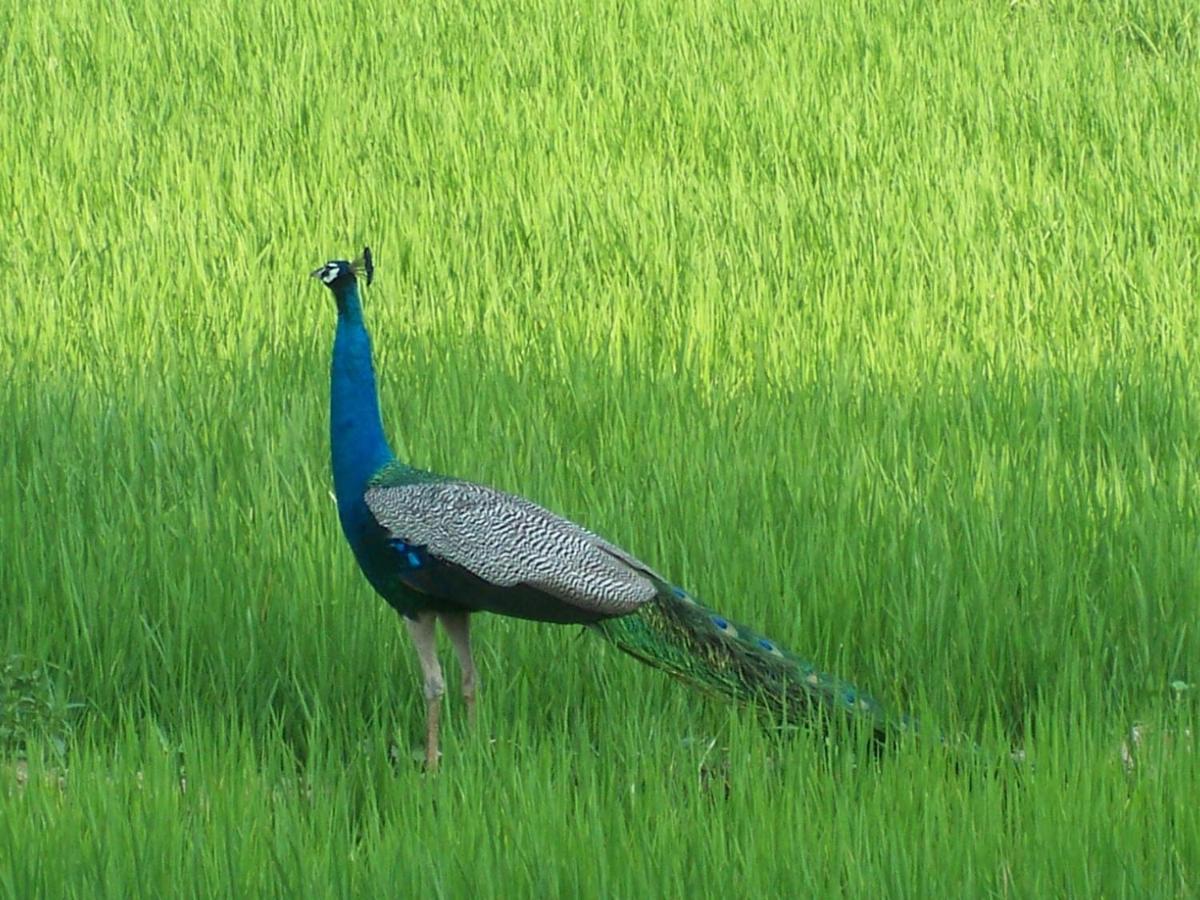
left=363, top=481, right=661, bottom=616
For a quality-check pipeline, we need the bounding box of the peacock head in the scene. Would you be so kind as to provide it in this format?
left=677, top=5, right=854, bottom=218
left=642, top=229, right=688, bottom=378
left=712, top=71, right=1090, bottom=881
left=311, top=246, right=374, bottom=290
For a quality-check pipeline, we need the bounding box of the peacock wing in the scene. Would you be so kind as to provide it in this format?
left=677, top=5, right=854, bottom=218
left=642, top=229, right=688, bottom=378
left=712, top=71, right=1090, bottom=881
left=363, top=480, right=661, bottom=616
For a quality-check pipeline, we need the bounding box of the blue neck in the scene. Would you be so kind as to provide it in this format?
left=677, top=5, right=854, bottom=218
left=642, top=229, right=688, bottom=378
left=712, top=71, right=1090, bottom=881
left=330, top=280, right=394, bottom=519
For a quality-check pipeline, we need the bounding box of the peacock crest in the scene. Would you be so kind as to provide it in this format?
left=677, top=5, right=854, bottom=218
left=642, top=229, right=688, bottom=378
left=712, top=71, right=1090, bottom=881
left=311, top=247, right=374, bottom=286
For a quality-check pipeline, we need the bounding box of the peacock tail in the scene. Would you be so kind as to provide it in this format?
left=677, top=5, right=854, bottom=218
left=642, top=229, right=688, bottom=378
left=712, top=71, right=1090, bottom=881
left=593, top=584, right=905, bottom=737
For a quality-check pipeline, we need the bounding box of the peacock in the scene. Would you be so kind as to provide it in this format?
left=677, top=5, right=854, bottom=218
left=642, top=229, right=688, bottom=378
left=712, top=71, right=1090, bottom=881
left=313, top=247, right=910, bottom=769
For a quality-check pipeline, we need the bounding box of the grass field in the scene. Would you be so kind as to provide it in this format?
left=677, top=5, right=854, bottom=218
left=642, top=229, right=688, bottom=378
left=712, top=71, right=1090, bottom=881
left=3, top=0, right=1199, bottom=894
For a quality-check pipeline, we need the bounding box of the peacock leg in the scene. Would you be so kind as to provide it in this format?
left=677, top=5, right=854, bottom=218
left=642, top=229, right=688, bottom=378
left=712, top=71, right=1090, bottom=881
left=404, top=612, right=444, bottom=770
left=439, top=611, right=478, bottom=728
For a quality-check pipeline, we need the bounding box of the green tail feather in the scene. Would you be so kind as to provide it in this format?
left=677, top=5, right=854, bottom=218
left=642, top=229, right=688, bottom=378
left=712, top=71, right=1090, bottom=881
left=591, top=584, right=911, bottom=738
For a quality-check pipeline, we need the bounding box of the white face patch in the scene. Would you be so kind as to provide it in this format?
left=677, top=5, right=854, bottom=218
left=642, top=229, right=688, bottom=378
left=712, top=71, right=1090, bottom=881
left=320, top=264, right=340, bottom=284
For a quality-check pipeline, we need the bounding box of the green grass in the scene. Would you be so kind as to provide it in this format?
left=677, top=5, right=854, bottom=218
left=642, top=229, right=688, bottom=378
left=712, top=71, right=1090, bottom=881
left=3, top=0, right=1199, bottom=894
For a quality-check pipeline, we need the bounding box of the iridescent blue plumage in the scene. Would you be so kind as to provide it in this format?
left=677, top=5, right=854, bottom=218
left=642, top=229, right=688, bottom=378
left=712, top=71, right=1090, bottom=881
left=315, top=247, right=910, bottom=769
